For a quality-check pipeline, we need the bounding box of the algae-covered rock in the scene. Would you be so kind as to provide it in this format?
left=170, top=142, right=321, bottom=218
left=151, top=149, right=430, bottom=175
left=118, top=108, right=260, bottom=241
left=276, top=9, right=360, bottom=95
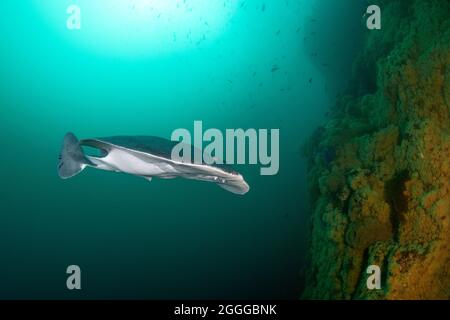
left=303, top=0, right=450, bottom=300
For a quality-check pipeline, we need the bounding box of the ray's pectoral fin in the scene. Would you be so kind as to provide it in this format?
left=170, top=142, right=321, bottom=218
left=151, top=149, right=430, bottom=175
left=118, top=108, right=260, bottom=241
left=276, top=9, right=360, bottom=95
left=144, top=177, right=153, bottom=182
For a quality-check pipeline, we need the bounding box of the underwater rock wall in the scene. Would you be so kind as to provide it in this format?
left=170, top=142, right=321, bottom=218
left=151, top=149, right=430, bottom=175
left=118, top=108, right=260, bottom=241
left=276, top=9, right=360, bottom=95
left=303, top=0, right=449, bottom=299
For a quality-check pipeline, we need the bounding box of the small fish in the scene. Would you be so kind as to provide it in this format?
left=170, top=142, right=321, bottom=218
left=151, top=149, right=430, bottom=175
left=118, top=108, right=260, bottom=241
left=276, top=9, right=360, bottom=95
left=271, top=65, right=280, bottom=73
left=196, top=35, right=206, bottom=46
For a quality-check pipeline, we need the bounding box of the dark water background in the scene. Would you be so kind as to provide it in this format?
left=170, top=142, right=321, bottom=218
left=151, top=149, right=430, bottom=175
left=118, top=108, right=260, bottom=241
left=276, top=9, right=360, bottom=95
left=0, top=0, right=365, bottom=299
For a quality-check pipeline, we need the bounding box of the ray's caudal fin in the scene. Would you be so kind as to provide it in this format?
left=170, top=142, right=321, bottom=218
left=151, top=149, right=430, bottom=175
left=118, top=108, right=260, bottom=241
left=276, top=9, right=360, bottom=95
left=57, top=132, right=91, bottom=179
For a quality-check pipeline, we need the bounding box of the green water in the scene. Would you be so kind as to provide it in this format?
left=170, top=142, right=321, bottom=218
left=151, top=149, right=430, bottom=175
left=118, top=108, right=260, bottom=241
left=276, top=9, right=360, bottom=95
left=0, top=0, right=363, bottom=299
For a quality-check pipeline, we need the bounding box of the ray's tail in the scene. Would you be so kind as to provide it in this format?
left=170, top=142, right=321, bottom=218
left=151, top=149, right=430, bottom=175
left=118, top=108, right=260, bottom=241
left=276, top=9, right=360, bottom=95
left=57, top=132, right=90, bottom=179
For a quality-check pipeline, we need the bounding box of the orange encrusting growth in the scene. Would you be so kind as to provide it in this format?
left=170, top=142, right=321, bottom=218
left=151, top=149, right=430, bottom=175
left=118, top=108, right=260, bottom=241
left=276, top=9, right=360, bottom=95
left=302, top=0, right=449, bottom=300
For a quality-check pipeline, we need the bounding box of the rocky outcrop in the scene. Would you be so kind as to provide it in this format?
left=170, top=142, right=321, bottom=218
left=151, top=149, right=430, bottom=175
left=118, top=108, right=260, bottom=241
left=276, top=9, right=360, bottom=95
left=302, top=0, right=449, bottom=299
